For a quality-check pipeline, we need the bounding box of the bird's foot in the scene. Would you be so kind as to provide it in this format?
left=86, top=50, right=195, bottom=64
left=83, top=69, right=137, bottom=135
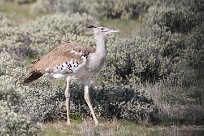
left=94, top=120, right=99, bottom=126
left=66, top=121, right=71, bottom=126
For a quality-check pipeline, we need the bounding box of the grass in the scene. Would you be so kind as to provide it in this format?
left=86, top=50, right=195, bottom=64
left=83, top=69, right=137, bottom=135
left=100, top=19, right=143, bottom=36
left=41, top=120, right=204, bottom=136
left=0, top=1, right=142, bottom=33
left=0, top=1, right=47, bottom=24
left=41, top=120, right=154, bottom=136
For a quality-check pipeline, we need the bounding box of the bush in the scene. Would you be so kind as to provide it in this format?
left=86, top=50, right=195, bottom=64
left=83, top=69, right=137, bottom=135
left=15, top=0, right=36, bottom=4
left=17, top=80, right=155, bottom=123
left=0, top=15, right=15, bottom=28
left=0, top=13, right=97, bottom=58
left=96, top=0, right=204, bottom=86
left=19, top=80, right=66, bottom=122
left=97, top=25, right=190, bottom=85
left=31, top=0, right=88, bottom=14
left=68, top=82, right=155, bottom=123
left=31, top=0, right=60, bottom=13
left=0, top=52, right=41, bottom=135
left=0, top=101, right=41, bottom=136
left=143, top=5, right=192, bottom=33
left=32, top=0, right=153, bottom=19
left=185, top=23, right=204, bottom=69
left=11, top=72, right=155, bottom=123
left=0, top=0, right=36, bottom=4
left=0, top=102, right=41, bottom=136
left=92, top=0, right=153, bottom=19
left=0, top=52, right=64, bottom=122
left=143, top=0, right=204, bottom=33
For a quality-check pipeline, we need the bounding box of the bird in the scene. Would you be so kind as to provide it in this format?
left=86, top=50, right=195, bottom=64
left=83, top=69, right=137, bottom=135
left=23, top=25, right=120, bottom=125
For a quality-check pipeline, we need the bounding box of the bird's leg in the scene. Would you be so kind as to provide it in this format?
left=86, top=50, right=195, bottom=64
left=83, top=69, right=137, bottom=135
left=83, top=81, right=99, bottom=125
left=65, top=76, right=71, bottom=125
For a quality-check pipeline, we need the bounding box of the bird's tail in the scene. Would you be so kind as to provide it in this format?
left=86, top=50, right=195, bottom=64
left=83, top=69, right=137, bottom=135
left=23, top=70, right=43, bottom=84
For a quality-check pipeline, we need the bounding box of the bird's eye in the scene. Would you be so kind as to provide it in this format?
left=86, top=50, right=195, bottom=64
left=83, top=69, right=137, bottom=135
left=101, top=28, right=104, bottom=30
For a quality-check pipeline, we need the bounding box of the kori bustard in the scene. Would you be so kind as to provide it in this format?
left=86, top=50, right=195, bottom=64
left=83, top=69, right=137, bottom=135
left=23, top=25, right=120, bottom=125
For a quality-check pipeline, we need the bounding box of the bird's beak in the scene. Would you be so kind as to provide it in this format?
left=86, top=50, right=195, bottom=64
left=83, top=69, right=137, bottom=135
left=107, top=29, right=120, bottom=36
left=110, top=29, right=120, bottom=33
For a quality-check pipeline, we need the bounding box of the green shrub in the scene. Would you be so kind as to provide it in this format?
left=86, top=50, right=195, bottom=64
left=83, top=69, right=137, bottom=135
left=185, top=23, right=204, bottom=69
left=0, top=15, right=15, bottom=28
left=143, top=0, right=204, bottom=33
left=19, top=80, right=66, bottom=122
left=0, top=13, right=97, bottom=58
left=15, top=0, right=36, bottom=4
left=0, top=52, right=41, bottom=135
left=97, top=25, right=190, bottom=85
left=183, top=22, right=204, bottom=82
left=143, top=5, right=192, bottom=33
left=32, top=0, right=153, bottom=19
left=0, top=52, right=24, bottom=112
left=92, top=0, right=153, bottom=19
left=31, top=0, right=88, bottom=14
left=0, top=102, right=41, bottom=136
left=68, top=82, right=155, bottom=123
left=16, top=80, right=155, bottom=123
left=0, top=0, right=36, bottom=4
left=31, top=0, right=60, bottom=13
left=96, top=0, right=204, bottom=86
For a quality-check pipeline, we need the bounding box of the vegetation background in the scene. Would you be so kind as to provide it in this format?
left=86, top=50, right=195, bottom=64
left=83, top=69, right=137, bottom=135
left=0, top=0, right=204, bottom=135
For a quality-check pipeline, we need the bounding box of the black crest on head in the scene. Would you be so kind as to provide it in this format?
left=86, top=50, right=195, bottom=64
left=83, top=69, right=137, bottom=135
left=87, top=25, right=96, bottom=28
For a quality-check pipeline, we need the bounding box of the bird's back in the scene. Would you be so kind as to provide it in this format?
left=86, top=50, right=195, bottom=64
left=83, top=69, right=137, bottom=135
left=23, top=43, right=95, bottom=84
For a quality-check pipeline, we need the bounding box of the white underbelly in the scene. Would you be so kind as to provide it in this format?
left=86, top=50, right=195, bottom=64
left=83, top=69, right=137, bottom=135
left=46, top=67, right=98, bottom=80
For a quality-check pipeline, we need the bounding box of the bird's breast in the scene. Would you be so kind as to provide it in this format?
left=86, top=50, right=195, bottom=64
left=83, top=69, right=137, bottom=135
left=85, top=53, right=106, bottom=72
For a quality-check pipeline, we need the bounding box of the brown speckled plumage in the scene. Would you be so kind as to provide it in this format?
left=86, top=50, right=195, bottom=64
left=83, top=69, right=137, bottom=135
left=23, top=43, right=95, bottom=83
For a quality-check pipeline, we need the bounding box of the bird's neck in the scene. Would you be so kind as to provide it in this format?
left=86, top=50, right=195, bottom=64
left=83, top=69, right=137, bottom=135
left=85, top=34, right=107, bottom=72
left=94, top=34, right=107, bottom=56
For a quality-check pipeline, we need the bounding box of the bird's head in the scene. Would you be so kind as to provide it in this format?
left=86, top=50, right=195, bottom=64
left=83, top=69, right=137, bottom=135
left=87, top=25, right=120, bottom=39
